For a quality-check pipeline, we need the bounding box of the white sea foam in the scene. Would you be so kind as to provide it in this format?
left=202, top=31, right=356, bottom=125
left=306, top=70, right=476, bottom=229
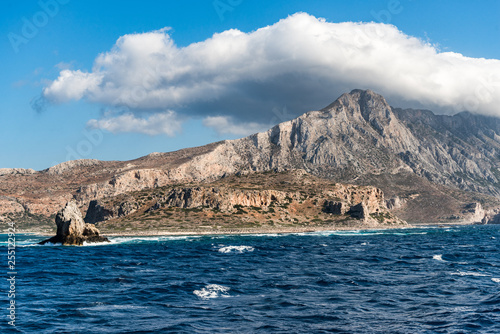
left=25, top=242, right=57, bottom=247
left=82, top=240, right=114, bottom=246
left=246, top=233, right=281, bottom=237
left=433, top=254, right=445, bottom=262
left=23, top=235, right=202, bottom=247
left=16, top=238, right=45, bottom=246
left=108, top=235, right=201, bottom=245
left=193, top=284, right=231, bottom=300
left=218, top=245, right=254, bottom=253
left=392, top=232, right=428, bottom=235
left=492, top=278, right=500, bottom=283
left=450, top=271, right=490, bottom=277
left=301, top=230, right=428, bottom=237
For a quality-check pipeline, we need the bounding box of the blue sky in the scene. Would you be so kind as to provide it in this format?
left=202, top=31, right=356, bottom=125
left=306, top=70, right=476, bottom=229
left=1, top=0, right=499, bottom=170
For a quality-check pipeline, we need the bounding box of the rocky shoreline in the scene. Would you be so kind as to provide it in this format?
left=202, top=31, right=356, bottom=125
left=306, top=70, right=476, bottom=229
left=102, top=225, right=414, bottom=237
left=14, top=219, right=493, bottom=239
left=26, top=223, right=413, bottom=238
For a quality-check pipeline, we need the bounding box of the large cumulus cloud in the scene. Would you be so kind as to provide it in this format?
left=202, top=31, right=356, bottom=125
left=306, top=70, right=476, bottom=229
left=43, top=13, right=500, bottom=136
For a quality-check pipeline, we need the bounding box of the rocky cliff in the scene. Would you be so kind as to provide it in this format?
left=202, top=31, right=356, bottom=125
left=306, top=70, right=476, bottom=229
left=2, top=89, right=500, bottom=226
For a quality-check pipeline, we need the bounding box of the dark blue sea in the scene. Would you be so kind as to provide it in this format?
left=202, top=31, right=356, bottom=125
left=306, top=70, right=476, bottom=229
left=1, top=225, right=499, bottom=333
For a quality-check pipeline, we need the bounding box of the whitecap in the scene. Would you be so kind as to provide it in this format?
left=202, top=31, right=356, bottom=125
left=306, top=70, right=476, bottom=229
left=492, top=278, right=500, bottom=283
left=245, top=233, right=281, bottom=237
left=193, top=284, right=231, bottom=300
left=82, top=240, right=114, bottom=246
left=218, top=245, right=254, bottom=253
left=450, top=271, right=490, bottom=277
left=392, top=232, right=428, bottom=235
left=107, top=235, right=201, bottom=245
left=22, top=235, right=202, bottom=247
left=433, top=254, right=445, bottom=262
left=13, top=239, right=47, bottom=247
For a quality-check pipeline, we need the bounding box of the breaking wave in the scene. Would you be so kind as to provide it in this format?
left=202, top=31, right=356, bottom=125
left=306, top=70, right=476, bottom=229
left=193, top=284, right=231, bottom=300
left=218, top=245, right=255, bottom=253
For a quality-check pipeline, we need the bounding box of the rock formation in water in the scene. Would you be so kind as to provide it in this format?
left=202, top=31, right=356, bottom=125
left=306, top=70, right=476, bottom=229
left=40, top=201, right=109, bottom=245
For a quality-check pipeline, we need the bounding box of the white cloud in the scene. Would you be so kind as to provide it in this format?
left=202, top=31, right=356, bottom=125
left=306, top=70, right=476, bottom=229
left=44, top=69, right=103, bottom=102
left=203, top=116, right=266, bottom=136
left=44, top=13, right=500, bottom=129
left=87, top=110, right=181, bottom=136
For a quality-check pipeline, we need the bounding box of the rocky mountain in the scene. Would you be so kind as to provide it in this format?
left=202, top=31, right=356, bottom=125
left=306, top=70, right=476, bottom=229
left=2, top=89, right=500, bottom=226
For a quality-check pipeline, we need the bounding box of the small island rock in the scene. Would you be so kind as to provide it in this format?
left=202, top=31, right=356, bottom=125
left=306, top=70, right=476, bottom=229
left=40, top=201, right=109, bottom=246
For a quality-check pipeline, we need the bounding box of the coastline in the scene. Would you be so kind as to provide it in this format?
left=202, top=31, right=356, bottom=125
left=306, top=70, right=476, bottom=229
left=13, top=223, right=416, bottom=237
left=10, top=221, right=490, bottom=238
left=103, top=224, right=417, bottom=237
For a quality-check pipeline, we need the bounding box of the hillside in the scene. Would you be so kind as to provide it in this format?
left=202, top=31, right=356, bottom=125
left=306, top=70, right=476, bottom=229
left=86, top=170, right=406, bottom=234
left=2, top=89, right=500, bottom=227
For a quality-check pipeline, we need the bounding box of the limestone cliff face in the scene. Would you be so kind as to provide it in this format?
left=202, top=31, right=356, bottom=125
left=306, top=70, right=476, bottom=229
left=3, top=89, right=500, bottom=224
left=75, top=169, right=171, bottom=205
left=228, top=89, right=417, bottom=175
left=161, top=187, right=300, bottom=211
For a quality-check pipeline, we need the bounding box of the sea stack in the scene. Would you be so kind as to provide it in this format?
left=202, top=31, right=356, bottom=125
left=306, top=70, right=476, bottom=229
left=40, top=201, right=109, bottom=245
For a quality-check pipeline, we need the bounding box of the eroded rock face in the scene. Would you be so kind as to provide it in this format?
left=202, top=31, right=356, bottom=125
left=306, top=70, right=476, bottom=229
left=40, top=201, right=109, bottom=246
left=462, top=203, right=485, bottom=224
left=482, top=210, right=500, bottom=224
left=323, top=201, right=348, bottom=215
left=323, top=200, right=382, bottom=224
left=386, top=197, right=405, bottom=210
left=348, top=203, right=369, bottom=220
left=84, top=198, right=140, bottom=223
left=163, top=187, right=300, bottom=211
left=55, top=201, right=85, bottom=237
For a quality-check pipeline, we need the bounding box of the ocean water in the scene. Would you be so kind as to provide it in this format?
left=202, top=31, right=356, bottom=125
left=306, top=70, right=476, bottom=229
left=1, top=225, right=499, bottom=333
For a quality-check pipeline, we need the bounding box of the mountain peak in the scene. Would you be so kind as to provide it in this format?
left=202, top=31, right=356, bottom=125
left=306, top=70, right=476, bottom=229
left=348, top=88, right=378, bottom=96
left=321, top=89, right=389, bottom=113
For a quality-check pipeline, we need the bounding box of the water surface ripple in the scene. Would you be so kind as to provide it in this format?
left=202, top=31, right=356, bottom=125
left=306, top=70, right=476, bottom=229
left=1, top=225, right=499, bottom=333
